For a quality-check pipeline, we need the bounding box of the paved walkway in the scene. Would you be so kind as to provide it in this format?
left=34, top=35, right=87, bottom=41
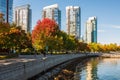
left=0, top=54, right=75, bottom=66
left=0, top=54, right=50, bottom=66
left=0, top=53, right=101, bottom=66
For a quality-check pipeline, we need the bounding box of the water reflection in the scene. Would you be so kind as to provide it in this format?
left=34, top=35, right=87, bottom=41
left=54, top=58, right=120, bottom=80
left=74, top=58, right=99, bottom=80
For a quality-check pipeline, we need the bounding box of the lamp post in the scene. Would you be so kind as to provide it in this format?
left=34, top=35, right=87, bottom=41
left=46, top=45, right=48, bottom=55
left=6, top=0, right=9, bottom=23
left=42, top=57, right=46, bottom=73
left=34, top=47, right=37, bottom=57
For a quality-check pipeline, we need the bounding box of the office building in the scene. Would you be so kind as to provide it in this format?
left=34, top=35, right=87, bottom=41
left=66, top=6, right=81, bottom=39
left=0, top=0, right=13, bottom=23
left=85, top=17, right=97, bottom=43
left=14, top=4, right=32, bottom=33
left=42, top=4, right=61, bottom=29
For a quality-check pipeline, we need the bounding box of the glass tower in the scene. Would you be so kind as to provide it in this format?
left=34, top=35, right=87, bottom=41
left=0, top=0, right=13, bottom=23
left=42, top=4, right=61, bottom=29
left=13, top=4, right=32, bottom=33
left=85, top=17, right=97, bottom=43
left=66, top=6, right=81, bottom=39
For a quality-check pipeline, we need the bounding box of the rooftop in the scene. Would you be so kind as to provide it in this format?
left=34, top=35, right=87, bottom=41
left=43, top=4, right=58, bottom=10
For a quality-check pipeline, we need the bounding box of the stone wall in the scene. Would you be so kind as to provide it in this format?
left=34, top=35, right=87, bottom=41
left=0, top=54, right=96, bottom=80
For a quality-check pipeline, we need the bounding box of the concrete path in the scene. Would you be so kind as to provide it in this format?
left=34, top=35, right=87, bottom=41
left=0, top=54, right=53, bottom=66
left=0, top=53, right=101, bottom=66
left=0, top=54, right=80, bottom=66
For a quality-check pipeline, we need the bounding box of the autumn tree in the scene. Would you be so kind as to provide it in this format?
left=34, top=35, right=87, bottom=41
left=77, top=42, right=88, bottom=52
left=57, top=31, right=78, bottom=51
left=0, top=22, right=10, bottom=51
left=0, top=22, right=32, bottom=54
left=32, top=18, right=59, bottom=51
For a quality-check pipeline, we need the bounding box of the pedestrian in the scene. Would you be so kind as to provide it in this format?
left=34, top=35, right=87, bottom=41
left=41, top=50, right=46, bottom=57
left=43, top=51, right=46, bottom=57
left=34, top=49, right=37, bottom=57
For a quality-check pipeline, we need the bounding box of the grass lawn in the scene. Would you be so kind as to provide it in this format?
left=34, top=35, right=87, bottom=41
left=0, top=54, right=18, bottom=60
left=0, top=55, right=8, bottom=60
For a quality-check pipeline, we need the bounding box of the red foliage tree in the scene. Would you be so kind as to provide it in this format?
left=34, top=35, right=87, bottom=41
left=32, top=18, right=59, bottom=44
left=32, top=18, right=59, bottom=50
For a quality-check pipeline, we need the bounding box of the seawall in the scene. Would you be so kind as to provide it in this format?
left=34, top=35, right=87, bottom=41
left=0, top=54, right=99, bottom=80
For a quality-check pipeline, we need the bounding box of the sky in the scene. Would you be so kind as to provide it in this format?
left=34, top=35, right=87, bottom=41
left=13, top=0, right=120, bottom=44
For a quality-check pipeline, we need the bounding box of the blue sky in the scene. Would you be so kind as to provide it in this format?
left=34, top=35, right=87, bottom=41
left=13, top=0, right=120, bottom=44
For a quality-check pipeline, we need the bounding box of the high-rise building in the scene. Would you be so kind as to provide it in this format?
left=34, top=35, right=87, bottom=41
left=66, top=6, right=81, bottom=39
left=85, top=17, right=97, bottom=43
left=13, top=4, right=32, bottom=33
left=42, top=4, right=61, bottom=29
left=0, top=0, right=13, bottom=23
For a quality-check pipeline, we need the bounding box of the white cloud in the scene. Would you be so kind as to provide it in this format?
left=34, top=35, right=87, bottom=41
left=98, top=24, right=108, bottom=27
left=111, top=25, right=120, bottom=29
left=98, top=30, right=105, bottom=33
left=99, top=24, right=120, bottom=29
